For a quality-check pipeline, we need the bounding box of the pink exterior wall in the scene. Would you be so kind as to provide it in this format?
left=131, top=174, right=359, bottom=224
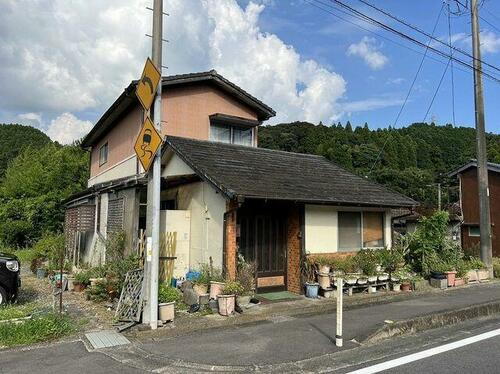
left=89, top=84, right=259, bottom=179
left=90, top=105, right=142, bottom=178
left=162, top=84, right=258, bottom=140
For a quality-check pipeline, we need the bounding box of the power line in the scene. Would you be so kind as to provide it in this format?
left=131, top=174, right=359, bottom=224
left=423, top=58, right=452, bottom=123
left=366, top=4, right=445, bottom=176
left=349, top=0, right=500, bottom=75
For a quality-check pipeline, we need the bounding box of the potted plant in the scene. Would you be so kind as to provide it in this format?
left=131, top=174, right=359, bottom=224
left=217, top=281, right=242, bottom=316
left=193, top=264, right=210, bottom=296
left=236, top=256, right=256, bottom=307
left=465, top=257, right=483, bottom=282
left=315, top=256, right=331, bottom=274
left=302, top=257, right=319, bottom=298
left=209, top=267, right=226, bottom=300
left=355, top=249, right=378, bottom=282
left=158, top=283, right=181, bottom=322
left=74, top=270, right=91, bottom=292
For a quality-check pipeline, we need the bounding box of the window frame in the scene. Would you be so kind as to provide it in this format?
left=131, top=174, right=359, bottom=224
left=209, top=122, right=255, bottom=146
left=99, top=142, right=108, bottom=166
left=338, top=211, right=385, bottom=252
left=468, top=225, right=480, bottom=237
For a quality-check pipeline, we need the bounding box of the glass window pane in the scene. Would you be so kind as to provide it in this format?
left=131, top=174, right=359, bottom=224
left=363, top=212, right=384, bottom=247
left=469, top=226, right=480, bottom=237
left=338, top=212, right=361, bottom=251
left=210, top=124, right=231, bottom=143
left=233, top=127, right=252, bottom=146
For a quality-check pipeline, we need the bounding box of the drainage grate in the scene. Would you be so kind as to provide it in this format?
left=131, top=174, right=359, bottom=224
left=85, top=330, right=130, bottom=349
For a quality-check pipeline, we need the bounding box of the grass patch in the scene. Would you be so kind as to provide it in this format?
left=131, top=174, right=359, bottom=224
left=0, top=313, right=75, bottom=347
left=13, top=248, right=37, bottom=264
left=0, top=303, right=38, bottom=321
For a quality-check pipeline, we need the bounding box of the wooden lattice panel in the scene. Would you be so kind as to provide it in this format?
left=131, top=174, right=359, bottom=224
left=107, top=198, right=125, bottom=233
left=115, top=269, right=144, bottom=322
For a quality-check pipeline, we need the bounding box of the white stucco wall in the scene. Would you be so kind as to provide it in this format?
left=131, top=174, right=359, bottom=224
left=88, top=155, right=137, bottom=187
left=304, top=205, right=393, bottom=254
left=161, top=152, right=227, bottom=271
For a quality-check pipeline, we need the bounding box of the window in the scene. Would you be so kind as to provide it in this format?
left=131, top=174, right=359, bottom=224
left=338, top=211, right=385, bottom=251
left=99, top=142, right=108, bottom=166
left=210, top=123, right=253, bottom=146
left=469, top=226, right=480, bottom=237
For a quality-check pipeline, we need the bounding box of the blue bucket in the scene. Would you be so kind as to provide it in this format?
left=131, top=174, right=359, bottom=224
left=305, top=283, right=319, bottom=298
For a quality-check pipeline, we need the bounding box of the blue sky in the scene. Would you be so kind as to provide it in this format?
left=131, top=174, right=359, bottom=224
left=1, top=0, right=499, bottom=143
left=247, top=0, right=500, bottom=132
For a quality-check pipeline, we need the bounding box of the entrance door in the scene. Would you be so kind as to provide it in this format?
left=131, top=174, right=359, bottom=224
left=238, top=211, right=287, bottom=291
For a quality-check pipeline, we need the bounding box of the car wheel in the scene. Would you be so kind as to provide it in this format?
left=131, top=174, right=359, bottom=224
left=0, top=286, right=7, bottom=305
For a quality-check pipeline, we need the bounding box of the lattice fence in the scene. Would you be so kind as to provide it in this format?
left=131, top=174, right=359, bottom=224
left=115, top=269, right=145, bottom=322
left=107, top=198, right=125, bottom=233
left=159, top=232, right=177, bottom=283
left=65, top=204, right=95, bottom=263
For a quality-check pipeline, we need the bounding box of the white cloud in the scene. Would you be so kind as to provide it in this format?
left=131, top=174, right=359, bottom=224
left=434, top=31, right=500, bottom=54
left=0, top=0, right=349, bottom=128
left=341, top=97, right=404, bottom=113
left=347, top=36, right=388, bottom=70
left=46, top=113, right=93, bottom=144
left=386, top=77, right=405, bottom=85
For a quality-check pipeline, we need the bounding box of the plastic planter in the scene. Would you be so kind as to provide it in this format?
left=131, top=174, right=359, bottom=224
left=444, top=271, right=457, bottom=287
left=305, top=282, right=320, bottom=298
left=318, top=273, right=331, bottom=289
left=209, top=281, right=225, bottom=300
left=158, top=302, right=175, bottom=322
left=217, top=294, right=235, bottom=316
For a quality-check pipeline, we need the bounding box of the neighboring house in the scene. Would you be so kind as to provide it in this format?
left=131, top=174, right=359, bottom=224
left=392, top=204, right=462, bottom=243
left=448, top=160, right=500, bottom=257
left=65, top=70, right=416, bottom=294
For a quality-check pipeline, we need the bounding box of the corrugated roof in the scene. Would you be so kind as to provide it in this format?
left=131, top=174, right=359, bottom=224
left=448, top=159, right=500, bottom=177
left=165, top=136, right=417, bottom=208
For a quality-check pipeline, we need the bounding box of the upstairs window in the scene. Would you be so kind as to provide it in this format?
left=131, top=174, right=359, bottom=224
left=99, top=142, right=108, bottom=166
left=210, top=123, right=253, bottom=146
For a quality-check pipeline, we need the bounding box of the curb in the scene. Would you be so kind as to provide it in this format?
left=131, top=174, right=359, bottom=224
left=364, top=300, right=500, bottom=344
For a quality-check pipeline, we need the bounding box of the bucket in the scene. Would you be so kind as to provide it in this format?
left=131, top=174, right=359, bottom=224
left=158, top=302, right=175, bottom=322
left=318, top=273, right=331, bottom=289
left=305, top=282, right=319, bottom=298
left=210, top=281, right=225, bottom=300
left=217, top=294, right=235, bottom=316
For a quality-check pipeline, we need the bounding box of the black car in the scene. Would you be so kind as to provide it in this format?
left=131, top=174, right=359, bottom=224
left=0, top=253, right=20, bottom=305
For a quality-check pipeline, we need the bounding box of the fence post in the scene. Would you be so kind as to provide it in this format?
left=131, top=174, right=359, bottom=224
left=336, top=277, right=343, bottom=347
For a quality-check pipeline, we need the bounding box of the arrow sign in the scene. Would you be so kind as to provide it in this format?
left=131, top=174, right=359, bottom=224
left=134, top=116, right=163, bottom=172
left=136, top=57, right=161, bottom=111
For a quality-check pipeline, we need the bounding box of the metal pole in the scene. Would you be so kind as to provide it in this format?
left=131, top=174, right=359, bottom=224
left=145, top=0, right=163, bottom=330
left=437, top=183, right=441, bottom=211
left=336, top=277, right=343, bottom=347
left=471, top=0, right=493, bottom=274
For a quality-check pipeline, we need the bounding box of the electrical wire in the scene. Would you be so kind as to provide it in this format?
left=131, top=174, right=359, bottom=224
left=423, top=58, right=453, bottom=123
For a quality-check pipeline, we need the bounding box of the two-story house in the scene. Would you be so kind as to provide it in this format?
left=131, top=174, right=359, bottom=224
left=65, top=70, right=416, bottom=294
left=448, top=160, right=500, bottom=257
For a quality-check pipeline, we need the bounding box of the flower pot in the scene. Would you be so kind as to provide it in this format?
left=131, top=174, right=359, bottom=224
left=467, top=270, right=479, bottom=283
left=368, top=285, right=377, bottom=294
left=477, top=269, right=490, bottom=281
left=73, top=282, right=85, bottom=292
left=36, top=268, right=47, bottom=279
left=217, top=294, right=235, bottom=316
left=401, top=282, right=411, bottom=292
left=345, top=274, right=359, bottom=285
left=67, top=277, right=76, bottom=291
left=158, top=302, right=175, bottom=322
left=390, top=275, right=399, bottom=282
left=357, top=277, right=368, bottom=285
left=454, top=277, right=465, bottom=287
left=367, top=275, right=378, bottom=283
left=193, top=283, right=208, bottom=296
left=319, top=264, right=331, bottom=274
left=318, top=273, right=331, bottom=289
left=198, top=293, right=210, bottom=305
left=210, top=281, right=225, bottom=300
left=305, top=282, right=320, bottom=298
left=237, top=295, right=251, bottom=308
left=377, top=273, right=389, bottom=282
left=444, top=271, right=457, bottom=287
left=392, top=283, right=401, bottom=292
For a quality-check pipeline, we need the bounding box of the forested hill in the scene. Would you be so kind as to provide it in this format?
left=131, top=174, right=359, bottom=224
left=259, top=122, right=500, bottom=207
left=0, top=124, right=51, bottom=177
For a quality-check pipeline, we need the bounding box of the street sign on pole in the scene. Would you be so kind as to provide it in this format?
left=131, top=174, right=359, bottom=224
left=136, top=57, right=161, bottom=111
left=134, top=117, right=163, bottom=172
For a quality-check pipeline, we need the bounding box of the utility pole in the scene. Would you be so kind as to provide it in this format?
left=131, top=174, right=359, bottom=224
left=144, top=0, right=163, bottom=330
left=437, top=183, right=441, bottom=211
left=471, top=0, right=493, bottom=273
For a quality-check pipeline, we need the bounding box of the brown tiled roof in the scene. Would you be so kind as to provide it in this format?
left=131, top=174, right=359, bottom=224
left=81, top=70, right=275, bottom=148
left=165, top=136, right=417, bottom=208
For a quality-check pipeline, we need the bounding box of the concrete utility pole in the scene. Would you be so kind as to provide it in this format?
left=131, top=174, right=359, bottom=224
left=144, top=0, right=163, bottom=330
left=437, top=183, right=442, bottom=211
left=471, top=0, right=493, bottom=273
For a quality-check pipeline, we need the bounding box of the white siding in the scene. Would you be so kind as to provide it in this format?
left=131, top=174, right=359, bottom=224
left=88, top=155, right=137, bottom=187
left=305, top=205, right=338, bottom=254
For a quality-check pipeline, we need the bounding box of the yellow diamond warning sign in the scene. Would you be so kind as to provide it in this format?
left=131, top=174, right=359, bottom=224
left=134, top=117, right=163, bottom=172
left=136, top=57, right=161, bottom=111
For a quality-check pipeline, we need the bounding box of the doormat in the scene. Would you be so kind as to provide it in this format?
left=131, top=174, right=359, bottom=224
left=258, top=291, right=300, bottom=301
left=85, top=330, right=130, bottom=349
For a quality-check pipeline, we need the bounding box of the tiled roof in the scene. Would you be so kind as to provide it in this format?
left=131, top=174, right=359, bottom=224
left=165, top=136, right=417, bottom=208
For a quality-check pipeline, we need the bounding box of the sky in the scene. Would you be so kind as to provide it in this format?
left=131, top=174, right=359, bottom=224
left=0, top=0, right=499, bottom=144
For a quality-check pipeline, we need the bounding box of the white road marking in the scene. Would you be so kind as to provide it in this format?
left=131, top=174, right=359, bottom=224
left=346, top=327, right=500, bottom=374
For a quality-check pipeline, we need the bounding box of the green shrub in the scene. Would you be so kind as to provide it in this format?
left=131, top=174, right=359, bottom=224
left=105, top=231, right=126, bottom=263
left=222, top=280, right=244, bottom=296
left=158, top=284, right=182, bottom=303
left=377, top=247, right=405, bottom=273
left=0, top=313, right=75, bottom=347
left=85, top=280, right=110, bottom=302
left=354, top=249, right=379, bottom=276
left=236, top=255, right=256, bottom=296
left=314, top=256, right=331, bottom=266
left=30, top=233, right=65, bottom=273
left=74, top=270, right=91, bottom=286
left=493, top=258, right=500, bottom=278
left=194, top=263, right=212, bottom=286
left=331, top=256, right=357, bottom=273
